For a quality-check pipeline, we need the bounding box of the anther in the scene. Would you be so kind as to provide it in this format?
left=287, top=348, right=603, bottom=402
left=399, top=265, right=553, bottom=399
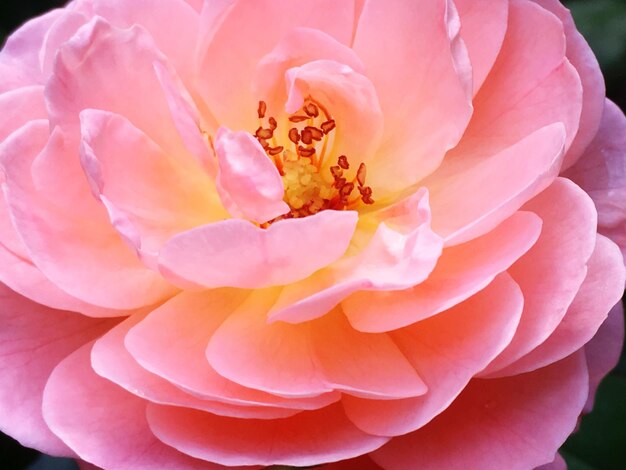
left=301, top=129, right=313, bottom=145
left=268, top=146, right=284, bottom=156
left=321, top=120, right=336, bottom=134
left=356, top=163, right=367, bottom=187
left=305, top=126, right=324, bottom=141
left=304, top=103, right=319, bottom=118
left=298, top=146, right=316, bottom=158
left=330, top=166, right=343, bottom=179
left=338, top=155, right=350, bottom=170
left=256, top=127, right=273, bottom=140
left=288, top=128, right=300, bottom=144
left=258, top=101, right=267, bottom=119
left=340, top=182, right=355, bottom=197
left=289, top=115, right=309, bottom=123
left=268, top=117, right=277, bottom=130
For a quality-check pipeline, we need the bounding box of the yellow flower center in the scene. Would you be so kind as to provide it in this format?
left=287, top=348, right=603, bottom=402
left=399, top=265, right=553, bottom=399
left=254, top=98, right=374, bottom=226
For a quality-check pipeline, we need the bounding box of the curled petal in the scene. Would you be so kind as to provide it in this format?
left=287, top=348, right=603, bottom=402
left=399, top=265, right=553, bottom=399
left=159, top=210, right=358, bottom=289
left=214, top=127, right=289, bottom=223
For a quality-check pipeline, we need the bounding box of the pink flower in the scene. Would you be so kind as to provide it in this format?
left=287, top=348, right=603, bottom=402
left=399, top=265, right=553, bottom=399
left=0, top=0, right=624, bottom=468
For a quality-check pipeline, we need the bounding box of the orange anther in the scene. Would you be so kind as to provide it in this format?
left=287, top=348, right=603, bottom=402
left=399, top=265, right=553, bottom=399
left=321, top=120, right=336, bottom=134
left=304, top=103, right=319, bottom=117
left=289, top=115, right=309, bottom=123
left=269, top=117, right=277, bottom=130
left=356, top=163, right=367, bottom=187
left=258, top=101, right=267, bottom=119
left=305, top=126, right=324, bottom=141
left=288, top=128, right=300, bottom=144
left=268, top=146, right=284, bottom=156
left=338, top=155, right=349, bottom=170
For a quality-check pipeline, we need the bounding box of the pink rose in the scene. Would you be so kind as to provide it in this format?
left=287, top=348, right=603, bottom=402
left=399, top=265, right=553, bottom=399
left=0, top=0, right=624, bottom=469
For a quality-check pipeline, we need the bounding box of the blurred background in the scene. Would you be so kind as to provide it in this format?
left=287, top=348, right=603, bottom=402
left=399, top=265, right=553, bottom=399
left=0, top=0, right=625, bottom=469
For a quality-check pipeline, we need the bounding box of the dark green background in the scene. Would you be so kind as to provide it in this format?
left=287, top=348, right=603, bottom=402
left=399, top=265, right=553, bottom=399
left=0, top=1, right=624, bottom=469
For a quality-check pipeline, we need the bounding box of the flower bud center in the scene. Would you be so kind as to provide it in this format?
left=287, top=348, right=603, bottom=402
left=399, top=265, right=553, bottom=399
left=254, top=98, right=374, bottom=225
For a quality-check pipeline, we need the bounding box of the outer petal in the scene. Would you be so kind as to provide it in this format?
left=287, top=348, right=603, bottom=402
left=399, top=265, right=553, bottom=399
left=92, top=313, right=298, bottom=420
left=447, top=0, right=581, bottom=160
left=454, top=0, right=509, bottom=95
left=268, top=189, right=443, bottom=324
left=583, top=302, right=624, bottom=412
left=42, top=343, right=219, bottom=470
left=565, top=100, right=626, bottom=264
left=79, top=109, right=224, bottom=266
left=46, top=17, right=190, bottom=159
left=197, top=0, right=356, bottom=131
left=494, top=234, right=625, bottom=376
left=323, top=455, right=383, bottom=469
left=0, top=284, right=115, bottom=456
left=533, top=0, right=606, bottom=168
left=207, top=294, right=427, bottom=399
left=353, top=0, right=472, bottom=189
left=1, top=122, right=176, bottom=310
left=159, top=210, right=358, bottom=289
left=342, top=274, right=523, bottom=437
left=343, top=211, right=541, bottom=332
left=71, top=0, right=199, bottom=87
left=0, top=9, right=62, bottom=92
left=125, top=290, right=340, bottom=410
left=0, top=86, right=46, bottom=141
left=147, top=402, right=388, bottom=468
left=426, top=123, right=566, bottom=245
left=481, top=178, right=597, bottom=375
left=371, top=353, right=589, bottom=470
left=214, top=127, right=289, bottom=223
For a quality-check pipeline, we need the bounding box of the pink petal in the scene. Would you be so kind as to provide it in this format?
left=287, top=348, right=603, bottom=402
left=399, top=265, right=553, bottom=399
left=481, top=178, right=598, bottom=375
left=125, top=290, right=340, bottom=410
left=147, top=402, right=388, bottom=467
left=1, top=122, right=176, bottom=309
left=159, top=210, right=357, bottom=289
left=253, top=26, right=365, bottom=109
left=283, top=59, right=383, bottom=166
left=449, top=0, right=581, bottom=161
left=197, top=0, right=356, bottom=131
left=46, top=17, right=190, bottom=159
left=427, top=123, right=566, bottom=245
left=494, top=234, right=625, bottom=376
left=268, top=190, right=443, bottom=324
left=565, top=99, right=626, bottom=264
left=0, top=86, right=46, bottom=142
left=206, top=291, right=331, bottom=397
left=214, top=127, right=289, bottom=223
left=39, top=10, right=88, bottom=77
left=0, top=9, right=62, bottom=92
left=533, top=0, right=606, bottom=169
left=311, top=311, right=427, bottom=399
left=454, top=0, right=509, bottom=95
left=371, top=353, right=589, bottom=470
left=208, top=295, right=427, bottom=399
left=42, top=343, right=221, bottom=470
left=353, top=0, right=472, bottom=190
left=75, top=0, right=199, bottom=87
left=0, top=284, right=115, bottom=456
left=583, top=302, right=624, bottom=413
left=79, top=109, right=223, bottom=267
left=342, top=273, right=523, bottom=436
left=152, top=61, right=215, bottom=173
left=0, top=242, right=131, bottom=318
left=92, top=313, right=298, bottom=420
left=344, top=210, right=541, bottom=332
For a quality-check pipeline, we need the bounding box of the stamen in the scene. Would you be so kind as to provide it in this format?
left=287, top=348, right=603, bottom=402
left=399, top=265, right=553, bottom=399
left=258, top=101, right=267, bottom=119
left=338, top=155, right=350, bottom=170
left=321, top=120, right=336, bottom=134
left=250, top=99, right=375, bottom=223
left=288, top=128, right=300, bottom=144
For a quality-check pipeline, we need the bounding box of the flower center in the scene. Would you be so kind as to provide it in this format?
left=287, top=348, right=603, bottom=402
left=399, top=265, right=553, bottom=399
left=254, top=99, right=374, bottom=225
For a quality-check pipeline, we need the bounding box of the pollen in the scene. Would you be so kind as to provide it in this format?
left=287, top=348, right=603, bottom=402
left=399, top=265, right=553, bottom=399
left=253, top=99, right=375, bottom=224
